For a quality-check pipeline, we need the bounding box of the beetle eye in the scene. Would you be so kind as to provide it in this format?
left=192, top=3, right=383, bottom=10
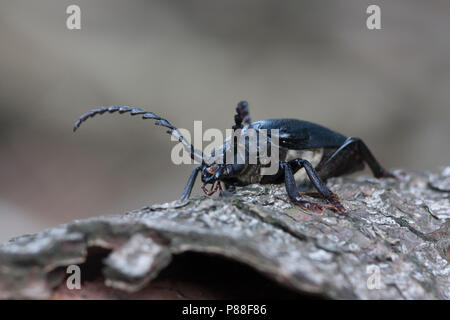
left=207, top=167, right=216, bottom=174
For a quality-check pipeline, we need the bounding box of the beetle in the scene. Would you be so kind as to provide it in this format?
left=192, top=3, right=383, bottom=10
left=73, top=101, right=395, bottom=215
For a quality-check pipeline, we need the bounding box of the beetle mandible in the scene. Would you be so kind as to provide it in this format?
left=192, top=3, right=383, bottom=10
left=73, top=101, right=395, bottom=215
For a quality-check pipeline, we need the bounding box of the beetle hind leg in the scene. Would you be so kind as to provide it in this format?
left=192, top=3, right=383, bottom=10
left=316, top=137, right=395, bottom=180
left=282, top=160, right=346, bottom=215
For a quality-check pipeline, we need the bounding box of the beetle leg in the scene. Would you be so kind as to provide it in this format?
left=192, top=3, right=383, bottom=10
left=201, top=181, right=222, bottom=196
left=317, top=137, right=395, bottom=179
left=211, top=182, right=219, bottom=195
left=217, top=182, right=223, bottom=198
left=210, top=182, right=217, bottom=195
left=282, top=160, right=346, bottom=215
left=298, top=191, right=339, bottom=200
left=281, top=161, right=325, bottom=213
left=180, top=166, right=202, bottom=201
left=201, top=183, right=211, bottom=195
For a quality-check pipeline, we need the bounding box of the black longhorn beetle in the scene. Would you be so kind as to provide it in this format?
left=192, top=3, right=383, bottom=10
left=74, top=101, right=395, bottom=215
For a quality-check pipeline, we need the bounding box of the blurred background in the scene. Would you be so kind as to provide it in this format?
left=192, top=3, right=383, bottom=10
left=1, top=0, right=449, bottom=242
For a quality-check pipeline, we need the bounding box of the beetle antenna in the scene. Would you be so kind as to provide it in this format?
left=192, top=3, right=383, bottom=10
left=73, top=106, right=204, bottom=163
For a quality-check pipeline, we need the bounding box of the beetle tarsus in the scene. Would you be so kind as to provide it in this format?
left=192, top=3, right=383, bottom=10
left=294, top=199, right=325, bottom=213
left=325, top=199, right=347, bottom=215
left=379, top=169, right=397, bottom=179
left=299, top=191, right=340, bottom=200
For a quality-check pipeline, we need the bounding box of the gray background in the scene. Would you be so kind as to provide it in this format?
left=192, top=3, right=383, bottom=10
left=1, top=0, right=449, bottom=242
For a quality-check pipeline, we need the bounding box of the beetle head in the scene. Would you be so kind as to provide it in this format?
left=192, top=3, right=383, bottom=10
left=201, top=164, right=223, bottom=184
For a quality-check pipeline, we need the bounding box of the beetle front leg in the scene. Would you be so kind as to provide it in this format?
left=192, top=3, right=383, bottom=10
left=180, top=166, right=202, bottom=201
left=282, top=160, right=346, bottom=215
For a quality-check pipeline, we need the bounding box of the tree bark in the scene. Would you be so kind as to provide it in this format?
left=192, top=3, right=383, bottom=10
left=0, top=168, right=449, bottom=299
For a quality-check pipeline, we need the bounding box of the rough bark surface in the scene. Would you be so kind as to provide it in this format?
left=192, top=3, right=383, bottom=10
left=1, top=168, right=449, bottom=299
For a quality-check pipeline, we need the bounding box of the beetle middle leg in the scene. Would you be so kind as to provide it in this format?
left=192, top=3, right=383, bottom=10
left=281, top=159, right=346, bottom=214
